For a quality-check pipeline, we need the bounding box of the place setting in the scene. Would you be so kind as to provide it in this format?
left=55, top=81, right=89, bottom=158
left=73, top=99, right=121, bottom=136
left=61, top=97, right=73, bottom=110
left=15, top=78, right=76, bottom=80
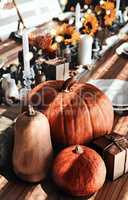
left=88, top=79, right=128, bottom=112
left=116, top=42, right=128, bottom=57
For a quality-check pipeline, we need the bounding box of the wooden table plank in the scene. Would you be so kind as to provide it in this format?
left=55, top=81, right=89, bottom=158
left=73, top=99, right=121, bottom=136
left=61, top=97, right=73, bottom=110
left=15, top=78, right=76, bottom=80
left=80, top=37, right=128, bottom=82
left=0, top=39, right=22, bottom=66
left=0, top=40, right=20, bottom=55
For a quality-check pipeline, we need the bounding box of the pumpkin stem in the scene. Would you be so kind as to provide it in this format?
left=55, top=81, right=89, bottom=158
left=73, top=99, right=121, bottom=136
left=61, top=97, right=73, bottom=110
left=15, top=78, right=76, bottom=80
left=75, top=145, right=84, bottom=154
left=28, top=105, right=36, bottom=116
left=61, top=77, right=76, bottom=92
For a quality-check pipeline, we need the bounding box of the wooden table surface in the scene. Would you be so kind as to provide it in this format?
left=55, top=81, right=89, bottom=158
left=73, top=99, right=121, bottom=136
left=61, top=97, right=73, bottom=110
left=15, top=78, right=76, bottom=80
left=0, top=37, right=128, bottom=200
left=0, top=39, right=21, bottom=66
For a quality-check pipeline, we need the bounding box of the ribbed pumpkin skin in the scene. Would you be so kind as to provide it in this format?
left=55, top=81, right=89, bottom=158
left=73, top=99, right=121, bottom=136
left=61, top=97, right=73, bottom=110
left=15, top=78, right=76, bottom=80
left=24, top=80, right=114, bottom=147
left=23, top=80, right=64, bottom=112
left=52, top=145, right=106, bottom=197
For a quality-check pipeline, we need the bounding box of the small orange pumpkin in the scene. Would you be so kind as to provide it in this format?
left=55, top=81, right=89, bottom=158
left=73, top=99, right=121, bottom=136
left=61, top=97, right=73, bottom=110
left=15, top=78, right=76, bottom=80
left=52, top=145, right=106, bottom=197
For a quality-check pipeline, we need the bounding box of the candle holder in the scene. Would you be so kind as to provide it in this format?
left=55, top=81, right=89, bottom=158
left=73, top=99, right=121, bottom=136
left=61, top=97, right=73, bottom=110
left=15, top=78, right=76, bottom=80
left=22, top=70, right=35, bottom=89
left=92, top=37, right=101, bottom=61
left=19, top=69, right=35, bottom=100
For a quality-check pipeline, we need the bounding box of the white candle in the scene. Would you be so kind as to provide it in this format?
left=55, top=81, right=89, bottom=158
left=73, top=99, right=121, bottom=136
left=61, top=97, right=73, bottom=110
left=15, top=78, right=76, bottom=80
left=116, top=0, right=120, bottom=17
left=75, top=3, right=82, bottom=32
left=78, top=34, right=93, bottom=66
left=22, top=28, right=31, bottom=76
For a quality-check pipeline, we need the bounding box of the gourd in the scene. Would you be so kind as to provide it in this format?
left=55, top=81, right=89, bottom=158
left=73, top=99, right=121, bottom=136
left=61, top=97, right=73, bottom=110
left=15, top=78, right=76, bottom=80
left=52, top=145, right=106, bottom=197
left=13, top=105, right=53, bottom=182
left=23, top=79, right=114, bottom=147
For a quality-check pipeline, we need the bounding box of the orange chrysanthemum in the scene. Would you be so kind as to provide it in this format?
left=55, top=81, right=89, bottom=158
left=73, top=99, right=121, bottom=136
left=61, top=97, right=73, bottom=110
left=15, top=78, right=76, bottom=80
left=36, top=34, right=53, bottom=50
left=82, top=13, right=99, bottom=36
left=36, top=34, right=58, bottom=53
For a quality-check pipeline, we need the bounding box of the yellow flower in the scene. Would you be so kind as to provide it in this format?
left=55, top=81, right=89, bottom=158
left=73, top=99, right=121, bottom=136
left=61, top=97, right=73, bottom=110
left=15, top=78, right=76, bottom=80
left=56, top=24, right=80, bottom=45
left=101, top=2, right=115, bottom=10
left=82, top=13, right=99, bottom=36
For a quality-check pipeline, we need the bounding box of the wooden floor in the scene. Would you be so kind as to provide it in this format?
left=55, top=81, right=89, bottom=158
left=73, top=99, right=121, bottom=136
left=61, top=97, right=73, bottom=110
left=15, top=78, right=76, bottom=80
left=0, top=35, right=128, bottom=199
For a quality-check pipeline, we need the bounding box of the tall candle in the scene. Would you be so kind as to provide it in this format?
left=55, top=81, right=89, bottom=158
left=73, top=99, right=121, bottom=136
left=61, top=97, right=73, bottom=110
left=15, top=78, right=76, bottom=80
left=78, top=34, right=93, bottom=66
left=75, top=3, right=81, bottom=32
left=116, top=0, right=120, bottom=17
left=22, top=28, right=31, bottom=76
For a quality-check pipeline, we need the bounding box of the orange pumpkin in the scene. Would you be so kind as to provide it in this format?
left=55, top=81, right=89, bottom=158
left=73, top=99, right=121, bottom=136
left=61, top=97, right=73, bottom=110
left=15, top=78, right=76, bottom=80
left=13, top=105, right=53, bottom=182
left=52, top=145, right=106, bottom=197
left=23, top=79, right=114, bottom=147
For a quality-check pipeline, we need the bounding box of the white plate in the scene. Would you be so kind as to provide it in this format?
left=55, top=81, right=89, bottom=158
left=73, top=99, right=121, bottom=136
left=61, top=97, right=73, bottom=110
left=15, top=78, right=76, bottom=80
left=123, top=45, right=128, bottom=55
left=88, top=79, right=128, bottom=108
left=123, top=51, right=128, bottom=55
left=116, top=42, right=128, bottom=55
left=113, top=106, right=128, bottom=111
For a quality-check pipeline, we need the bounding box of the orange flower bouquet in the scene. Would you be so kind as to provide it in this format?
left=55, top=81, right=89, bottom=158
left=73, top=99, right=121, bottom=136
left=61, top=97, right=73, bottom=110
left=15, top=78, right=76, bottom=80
left=28, top=33, right=58, bottom=59
left=28, top=24, right=80, bottom=60
left=55, top=23, right=80, bottom=46
left=95, top=1, right=116, bottom=27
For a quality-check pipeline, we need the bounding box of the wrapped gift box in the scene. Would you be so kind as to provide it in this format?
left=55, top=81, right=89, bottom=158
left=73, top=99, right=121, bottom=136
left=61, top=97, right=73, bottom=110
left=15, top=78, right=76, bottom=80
left=43, top=58, right=69, bottom=80
left=92, top=133, right=128, bottom=181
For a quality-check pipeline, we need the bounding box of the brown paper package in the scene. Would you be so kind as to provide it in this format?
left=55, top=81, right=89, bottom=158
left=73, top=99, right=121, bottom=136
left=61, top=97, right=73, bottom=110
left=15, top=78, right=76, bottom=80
left=92, top=133, right=128, bottom=181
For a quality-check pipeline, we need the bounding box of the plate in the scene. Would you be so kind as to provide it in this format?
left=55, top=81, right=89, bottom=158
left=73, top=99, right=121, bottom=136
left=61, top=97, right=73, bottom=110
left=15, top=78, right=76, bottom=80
left=123, top=45, right=128, bottom=55
left=88, top=79, right=128, bottom=108
left=113, top=106, right=128, bottom=111
left=116, top=42, right=128, bottom=55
